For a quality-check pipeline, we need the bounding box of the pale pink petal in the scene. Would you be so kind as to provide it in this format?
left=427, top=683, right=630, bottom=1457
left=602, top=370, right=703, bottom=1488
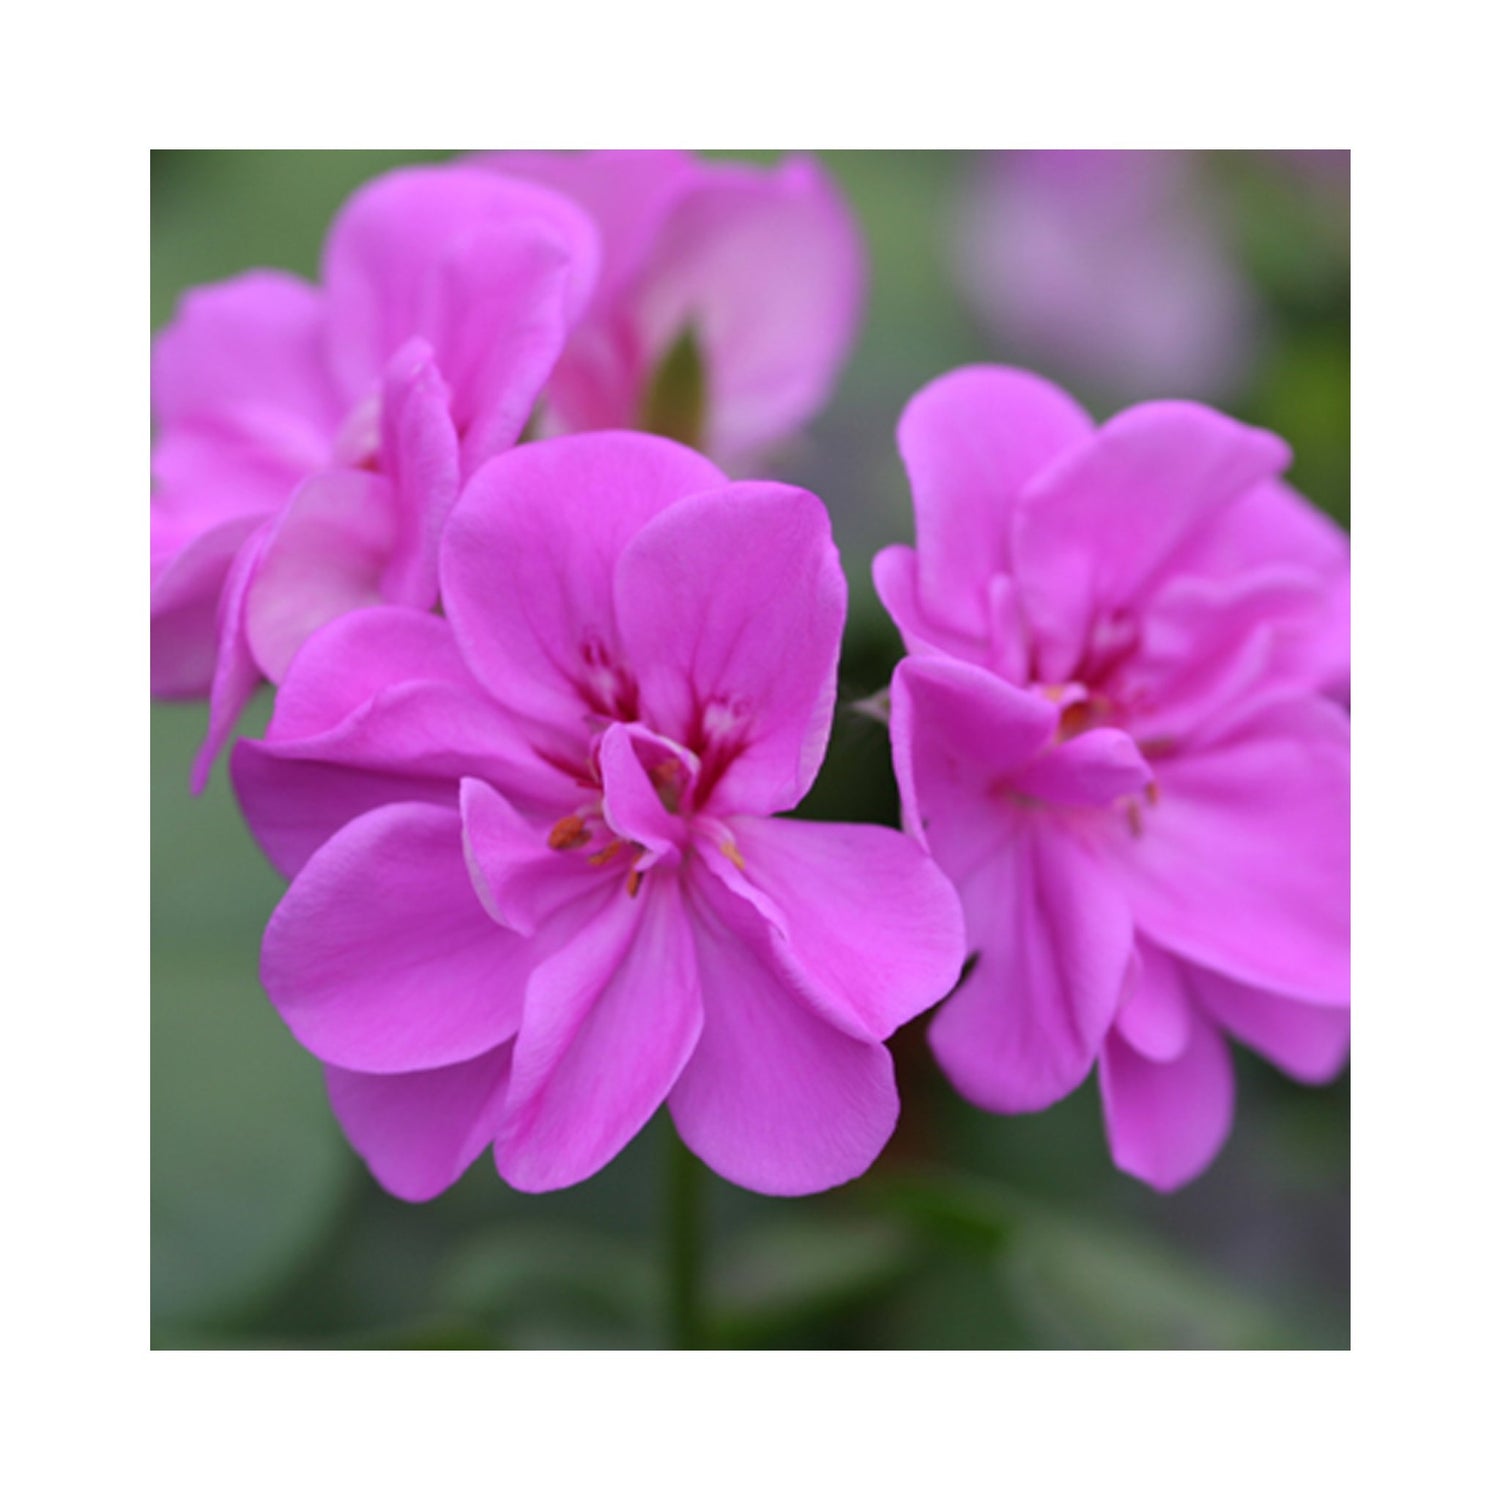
left=669, top=875, right=898, bottom=1195
left=325, top=1046, right=513, bottom=1202
left=152, top=269, right=340, bottom=431
left=1113, top=940, right=1193, bottom=1062
left=152, top=420, right=320, bottom=540
left=261, top=803, right=531, bottom=1072
left=710, top=814, right=964, bottom=1043
left=1190, top=966, right=1350, bottom=1083
left=150, top=512, right=263, bottom=698
left=497, top=878, right=702, bottom=1193
left=1011, top=402, right=1291, bottom=681
left=888, top=656, right=1056, bottom=872
left=1100, top=1009, right=1236, bottom=1192
left=614, top=484, right=846, bottom=816
left=927, top=808, right=1135, bottom=1112
left=1102, top=697, right=1349, bottom=1005
left=442, top=432, right=726, bottom=730
left=895, top=364, right=1092, bottom=638
left=872, top=544, right=995, bottom=671
left=243, top=470, right=399, bottom=683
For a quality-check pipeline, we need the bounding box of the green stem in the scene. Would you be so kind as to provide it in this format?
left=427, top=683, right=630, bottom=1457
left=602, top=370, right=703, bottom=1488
left=666, top=1125, right=706, bottom=1349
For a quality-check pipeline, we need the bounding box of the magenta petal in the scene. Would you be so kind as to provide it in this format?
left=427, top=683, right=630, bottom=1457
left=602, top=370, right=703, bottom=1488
left=670, top=875, right=898, bottom=1195
left=261, top=803, right=531, bottom=1072
left=1106, top=698, right=1349, bottom=1005
left=1191, top=967, right=1350, bottom=1083
left=615, top=483, right=845, bottom=815
left=1113, top=940, right=1193, bottom=1063
left=1011, top=402, right=1291, bottom=681
left=596, top=722, right=695, bottom=862
left=628, top=156, right=865, bottom=460
left=497, top=879, right=702, bottom=1193
left=719, top=815, right=965, bottom=1042
left=460, top=778, right=605, bottom=937
left=243, top=470, right=399, bottom=683
left=321, top=165, right=599, bottom=400
left=190, top=521, right=273, bottom=793
left=152, top=269, right=340, bottom=432
left=325, top=1046, right=513, bottom=1202
left=150, top=512, right=263, bottom=698
left=1011, top=727, right=1153, bottom=808
left=896, top=364, right=1092, bottom=638
left=928, top=810, right=1135, bottom=1112
left=889, top=656, right=1056, bottom=869
left=376, top=339, right=460, bottom=608
left=1100, top=1009, right=1236, bottom=1192
left=442, top=432, right=726, bottom=729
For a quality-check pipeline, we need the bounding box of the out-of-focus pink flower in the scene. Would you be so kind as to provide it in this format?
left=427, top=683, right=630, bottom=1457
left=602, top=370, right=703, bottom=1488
left=482, top=151, right=865, bottom=465
left=233, top=432, right=963, bottom=1199
left=876, top=366, right=1349, bottom=1190
left=955, top=151, right=1259, bottom=403
left=151, top=165, right=600, bottom=788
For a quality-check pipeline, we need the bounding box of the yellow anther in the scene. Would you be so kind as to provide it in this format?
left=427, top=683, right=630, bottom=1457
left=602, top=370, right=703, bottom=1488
left=719, top=839, right=747, bottom=872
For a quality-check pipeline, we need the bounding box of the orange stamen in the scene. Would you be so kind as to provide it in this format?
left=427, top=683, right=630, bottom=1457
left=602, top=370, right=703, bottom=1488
left=588, top=839, right=626, bottom=867
left=547, top=814, right=591, bottom=851
left=626, top=868, right=643, bottom=898
left=719, top=838, right=747, bottom=872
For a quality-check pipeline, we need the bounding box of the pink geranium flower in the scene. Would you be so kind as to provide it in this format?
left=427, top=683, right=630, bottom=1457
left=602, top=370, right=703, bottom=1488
left=151, top=164, right=600, bottom=788
left=876, top=366, right=1349, bottom=1190
left=483, top=151, right=865, bottom=465
left=233, top=433, right=964, bottom=1199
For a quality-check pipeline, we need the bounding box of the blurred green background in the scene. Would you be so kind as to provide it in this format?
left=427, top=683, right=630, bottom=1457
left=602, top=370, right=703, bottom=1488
left=151, top=150, right=1350, bottom=1349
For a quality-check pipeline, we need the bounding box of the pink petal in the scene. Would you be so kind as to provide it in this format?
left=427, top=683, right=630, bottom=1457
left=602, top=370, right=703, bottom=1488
left=872, top=544, right=1002, bottom=674
left=376, top=339, right=460, bottom=608
left=895, top=364, right=1092, bottom=638
left=712, top=814, right=965, bottom=1042
left=1103, top=697, right=1349, bottom=1005
left=1100, top=1008, right=1236, bottom=1192
left=442, top=431, right=726, bottom=731
left=888, top=656, right=1056, bottom=871
left=497, top=878, right=702, bottom=1193
left=1113, top=940, right=1193, bottom=1062
left=1190, top=966, right=1350, bottom=1083
left=152, top=269, right=340, bottom=432
left=1010, top=727, right=1154, bottom=808
left=1011, top=402, right=1291, bottom=682
left=150, top=512, right=263, bottom=698
left=460, top=778, right=609, bottom=938
left=261, top=803, right=532, bottom=1072
left=625, top=156, right=865, bottom=461
left=243, top=470, right=399, bottom=683
left=669, top=874, right=899, bottom=1195
left=614, top=483, right=846, bottom=816
left=325, top=1046, right=513, bottom=1203
left=596, top=722, right=695, bottom=864
left=927, top=807, right=1135, bottom=1112
left=321, top=165, right=599, bottom=403
left=190, top=520, right=273, bottom=793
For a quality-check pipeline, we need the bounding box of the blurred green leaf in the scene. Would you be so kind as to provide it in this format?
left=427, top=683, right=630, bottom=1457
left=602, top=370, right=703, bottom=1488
left=640, top=325, right=707, bottom=449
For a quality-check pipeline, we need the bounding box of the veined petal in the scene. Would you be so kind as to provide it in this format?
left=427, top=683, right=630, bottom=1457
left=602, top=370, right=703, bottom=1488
left=1103, top=697, right=1350, bottom=1005
left=497, top=878, right=701, bottom=1193
left=261, top=803, right=531, bottom=1073
left=888, top=656, right=1056, bottom=872
left=325, top=1046, right=513, bottom=1203
left=615, top=483, right=846, bottom=815
left=1100, top=1009, right=1236, bottom=1192
left=669, top=873, right=899, bottom=1195
left=1011, top=402, right=1291, bottom=682
left=896, top=364, right=1093, bottom=638
left=712, top=814, right=965, bottom=1042
left=442, top=432, right=726, bottom=730
left=927, top=807, right=1135, bottom=1112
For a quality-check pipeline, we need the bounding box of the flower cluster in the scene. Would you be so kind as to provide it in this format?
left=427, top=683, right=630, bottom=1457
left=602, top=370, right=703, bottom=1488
left=153, top=153, right=1349, bottom=1202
